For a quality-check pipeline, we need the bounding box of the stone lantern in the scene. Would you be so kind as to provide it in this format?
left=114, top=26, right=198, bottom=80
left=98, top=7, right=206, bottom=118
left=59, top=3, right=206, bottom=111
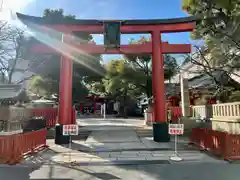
left=0, top=84, right=31, bottom=135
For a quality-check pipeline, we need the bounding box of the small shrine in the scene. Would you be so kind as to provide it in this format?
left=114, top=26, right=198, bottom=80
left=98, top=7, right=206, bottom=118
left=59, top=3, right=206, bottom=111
left=0, top=84, right=31, bottom=135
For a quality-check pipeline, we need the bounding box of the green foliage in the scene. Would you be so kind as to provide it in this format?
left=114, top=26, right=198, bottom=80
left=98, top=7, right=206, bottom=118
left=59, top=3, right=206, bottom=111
left=93, top=37, right=179, bottom=101
left=181, top=0, right=240, bottom=99
left=43, top=8, right=92, bottom=42
left=182, top=0, right=240, bottom=69
left=164, top=54, right=179, bottom=80
left=28, top=76, right=49, bottom=96
left=72, top=78, right=89, bottom=102
left=124, top=37, right=179, bottom=98
left=43, top=8, right=76, bottom=21
left=182, top=0, right=240, bottom=43
left=103, top=59, right=142, bottom=101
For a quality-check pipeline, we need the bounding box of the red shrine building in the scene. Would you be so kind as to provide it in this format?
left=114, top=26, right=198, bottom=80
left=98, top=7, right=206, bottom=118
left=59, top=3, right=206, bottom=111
left=16, top=13, right=196, bottom=144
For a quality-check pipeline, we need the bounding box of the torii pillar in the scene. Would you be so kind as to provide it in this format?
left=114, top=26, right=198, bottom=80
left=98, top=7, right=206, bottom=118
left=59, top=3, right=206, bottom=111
left=55, top=35, right=73, bottom=144
left=151, top=31, right=170, bottom=142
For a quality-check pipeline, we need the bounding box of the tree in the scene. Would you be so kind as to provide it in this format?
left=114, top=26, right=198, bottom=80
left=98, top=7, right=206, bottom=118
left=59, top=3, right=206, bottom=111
left=182, top=0, right=240, bottom=76
left=164, top=54, right=179, bottom=81
left=103, top=59, right=141, bottom=99
left=102, top=59, right=141, bottom=117
left=181, top=46, right=240, bottom=102
left=28, top=75, right=49, bottom=96
left=124, top=37, right=179, bottom=99
left=42, top=8, right=92, bottom=43
left=97, top=37, right=179, bottom=106
left=182, top=0, right=240, bottom=45
left=181, top=0, right=240, bottom=101
left=0, top=20, right=35, bottom=84
left=43, top=9, right=76, bottom=20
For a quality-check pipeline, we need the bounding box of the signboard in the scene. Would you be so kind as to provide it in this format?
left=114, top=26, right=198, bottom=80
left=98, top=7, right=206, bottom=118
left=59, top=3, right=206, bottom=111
left=168, top=124, right=184, bottom=135
left=104, top=21, right=121, bottom=49
left=169, top=124, right=184, bottom=162
left=63, top=125, right=79, bottom=136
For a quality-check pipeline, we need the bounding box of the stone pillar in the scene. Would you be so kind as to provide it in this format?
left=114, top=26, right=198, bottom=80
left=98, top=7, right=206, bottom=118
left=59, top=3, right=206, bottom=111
left=55, top=34, right=73, bottom=145
left=151, top=31, right=170, bottom=142
left=180, top=73, right=190, bottom=117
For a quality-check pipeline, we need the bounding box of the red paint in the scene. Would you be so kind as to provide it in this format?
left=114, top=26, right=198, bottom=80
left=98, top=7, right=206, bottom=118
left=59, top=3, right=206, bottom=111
left=31, top=43, right=191, bottom=54
left=168, top=106, right=182, bottom=121
left=208, top=99, right=216, bottom=104
left=0, top=129, right=47, bottom=164
left=190, top=128, right=240, bottom=161
left=31, top=108, right=58, bottom=128
left=40, top=22, right=195, bottom=33
left=167, top=96, right=180, bottom=107
left=79, top=104, right=83, bottom=113
left=58, top=36, right=73, bottom=125
left=152, top=31, right=166, bottom=122
left=30, top=108, right=76, bottom=128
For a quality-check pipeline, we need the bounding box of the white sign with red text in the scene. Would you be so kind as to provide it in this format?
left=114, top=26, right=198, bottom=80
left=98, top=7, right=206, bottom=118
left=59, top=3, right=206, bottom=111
left=168, top=124, right=184, bottom=135
left=63, top=125, right=79, bottom=136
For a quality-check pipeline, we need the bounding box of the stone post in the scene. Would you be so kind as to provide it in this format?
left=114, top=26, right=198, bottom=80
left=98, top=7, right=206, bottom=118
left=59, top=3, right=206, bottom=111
left=180, top=73, right=190, bottom=117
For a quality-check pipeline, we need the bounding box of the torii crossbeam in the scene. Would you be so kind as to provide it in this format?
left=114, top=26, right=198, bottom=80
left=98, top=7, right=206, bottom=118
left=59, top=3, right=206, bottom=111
left=31, top=42, right=191, bottom=54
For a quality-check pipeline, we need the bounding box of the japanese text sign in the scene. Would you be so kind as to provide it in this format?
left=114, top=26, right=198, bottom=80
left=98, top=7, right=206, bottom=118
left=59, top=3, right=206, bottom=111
left=168, top=124, right=184, bottom=135
left=63, top=125, right=78, bottom=136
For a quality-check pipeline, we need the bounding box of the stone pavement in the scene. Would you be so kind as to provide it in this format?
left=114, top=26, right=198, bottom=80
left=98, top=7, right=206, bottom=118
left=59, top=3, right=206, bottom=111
left=41, top=118, right=224, bottom=165
left=45, top=136, right=224, bottom=165
left=0, top=117, right=236, bottom=179
left=77, top=117, right=146, bottom=131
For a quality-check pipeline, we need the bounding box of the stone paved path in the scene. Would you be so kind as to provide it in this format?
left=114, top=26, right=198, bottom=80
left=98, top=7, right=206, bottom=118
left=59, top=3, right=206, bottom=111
left=25, top=118, right=225, bottom=165
left=6, top=117, right=232, bottom=179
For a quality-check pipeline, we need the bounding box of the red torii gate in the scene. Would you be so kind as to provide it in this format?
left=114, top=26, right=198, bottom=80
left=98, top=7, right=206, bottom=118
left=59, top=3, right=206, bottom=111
left=16, top=13, right=196, bottom=144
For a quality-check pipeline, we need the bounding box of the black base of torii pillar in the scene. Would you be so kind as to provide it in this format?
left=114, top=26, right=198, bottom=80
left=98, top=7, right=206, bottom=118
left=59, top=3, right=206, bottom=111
left=55, top=124, right=70, bottom=144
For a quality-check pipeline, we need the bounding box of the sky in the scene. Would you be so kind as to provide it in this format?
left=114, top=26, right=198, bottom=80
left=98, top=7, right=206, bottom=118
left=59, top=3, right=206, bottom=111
left=0, top=0, right=201, bottom=63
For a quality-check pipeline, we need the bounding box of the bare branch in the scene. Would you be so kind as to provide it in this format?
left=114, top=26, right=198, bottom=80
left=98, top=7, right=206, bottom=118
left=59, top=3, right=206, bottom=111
left=180, top=43, right=240, bottom=96
left=16, top=74, right=35, bottom=84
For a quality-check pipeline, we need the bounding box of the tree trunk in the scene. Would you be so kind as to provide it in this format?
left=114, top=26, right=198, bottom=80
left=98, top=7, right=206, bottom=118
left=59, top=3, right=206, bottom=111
left=146, top=78, right=152, bottom=101
left=1, top=72, right=5, bottom=83
left=7, top=70, right=13, bottom=84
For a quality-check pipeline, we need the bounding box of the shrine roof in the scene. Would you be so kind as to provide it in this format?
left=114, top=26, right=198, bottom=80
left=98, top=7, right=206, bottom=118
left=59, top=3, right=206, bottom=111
left=16, top=13, right=197, bottom=25
left=0, top=84, right=24, bottom=100
left=188, top=71, right=240, bottom=89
